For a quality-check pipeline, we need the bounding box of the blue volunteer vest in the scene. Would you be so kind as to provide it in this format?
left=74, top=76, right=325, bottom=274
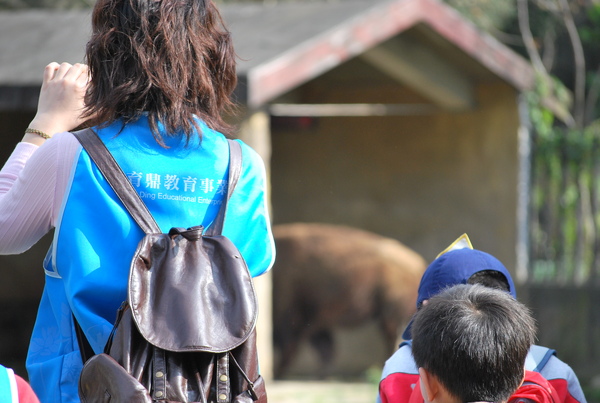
left=26, top=117, right=274, bottom=402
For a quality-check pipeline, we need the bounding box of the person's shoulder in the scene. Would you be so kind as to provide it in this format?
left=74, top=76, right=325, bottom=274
left=227, top=139, right=267, bottom=175
left=49, top=130, right=80, bottom=146
left=381, top=342, right=418, bottom=380
left=533, top=352, right=587, bottom=403
left=30, top=131, right=81, bottom=167
left=529, top=344, right=581, bottom=384
left=538, top=351, right=579, bottom=379
left=526, top=344, right=556, bottom=372
left=232, top=139, right=263, bottom=159
left=379, top=344, right=420, bottom=403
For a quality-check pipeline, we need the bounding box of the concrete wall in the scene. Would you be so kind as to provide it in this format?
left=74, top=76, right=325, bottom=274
left=270, top=81, right=520, bottom=267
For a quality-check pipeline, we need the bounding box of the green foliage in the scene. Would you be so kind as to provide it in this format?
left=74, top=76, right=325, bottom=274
left=443, top=0, right=517, bottom=32
left=523, top=1, right=600, bottom=283
left=529, top=102, right=600, bottom=283
left=579, top=4, right=600, bottom=44
left=526, top=74, right=571, bottom=139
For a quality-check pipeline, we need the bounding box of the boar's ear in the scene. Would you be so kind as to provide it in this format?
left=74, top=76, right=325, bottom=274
left=435, top=234, right=473, bottom=259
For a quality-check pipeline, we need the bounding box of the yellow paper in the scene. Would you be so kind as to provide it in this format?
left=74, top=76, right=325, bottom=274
left=435, top=233, right=473, bottom=259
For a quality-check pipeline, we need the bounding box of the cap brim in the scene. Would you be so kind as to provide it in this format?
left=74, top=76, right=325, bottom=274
left=401, top=316, right=415, bottom=340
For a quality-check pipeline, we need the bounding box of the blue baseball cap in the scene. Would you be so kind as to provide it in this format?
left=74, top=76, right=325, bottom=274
left=402, top=248, right=517, bottom=340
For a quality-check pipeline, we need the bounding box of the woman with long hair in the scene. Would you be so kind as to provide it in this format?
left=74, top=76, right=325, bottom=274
left=0, top=1, right=275, bottom=401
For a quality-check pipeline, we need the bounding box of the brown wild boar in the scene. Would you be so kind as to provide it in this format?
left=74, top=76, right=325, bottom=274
left=272, top=223, right=426, bottom=378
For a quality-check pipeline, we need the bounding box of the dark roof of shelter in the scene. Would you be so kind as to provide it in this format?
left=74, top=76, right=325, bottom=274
left=0, top=10, right=92, bottom=86
left=0, top=0, right=533, bottom=108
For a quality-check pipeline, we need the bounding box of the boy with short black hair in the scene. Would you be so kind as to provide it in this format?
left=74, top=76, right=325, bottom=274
left=411, top=284, right=536, bottom=403
left=377, top=235, right=586, bottom=403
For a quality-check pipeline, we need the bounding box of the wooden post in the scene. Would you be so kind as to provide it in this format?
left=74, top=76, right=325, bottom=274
left=236, top=110, right=274, bottom=381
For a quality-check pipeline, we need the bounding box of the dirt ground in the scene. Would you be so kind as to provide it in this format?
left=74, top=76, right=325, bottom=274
left=267, top=380, right=378, bottom=403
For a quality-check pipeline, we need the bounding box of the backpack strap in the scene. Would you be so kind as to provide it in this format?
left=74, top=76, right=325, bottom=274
left=72, top=128, right=242, bottom=236
left=205, top=138, right=242, bottom=236
left=72, top=128, right=160, bottom=234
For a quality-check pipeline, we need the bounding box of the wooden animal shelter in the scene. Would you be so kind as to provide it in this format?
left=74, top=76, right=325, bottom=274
left=0, top=0, right=536, bottom=380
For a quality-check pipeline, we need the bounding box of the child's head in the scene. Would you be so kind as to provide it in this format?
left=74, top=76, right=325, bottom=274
left=403, top=247, right=517, bottom=340
left=411, top=284, right=536, bottom=403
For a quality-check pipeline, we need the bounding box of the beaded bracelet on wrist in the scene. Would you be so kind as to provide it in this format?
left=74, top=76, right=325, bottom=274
left=25, top=128, right=51, bottom=140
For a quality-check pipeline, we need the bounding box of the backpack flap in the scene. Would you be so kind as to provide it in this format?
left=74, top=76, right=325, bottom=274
left=129, top=225, right=258, bottom=352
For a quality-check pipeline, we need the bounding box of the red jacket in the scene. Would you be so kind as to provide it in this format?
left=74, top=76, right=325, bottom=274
left=379, top=343, right=583, bottom=403
left=381, top=370, right=558, bottom=403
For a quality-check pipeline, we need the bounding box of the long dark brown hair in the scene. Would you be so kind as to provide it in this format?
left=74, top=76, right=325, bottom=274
left=84, top=0, right=237, bottom=144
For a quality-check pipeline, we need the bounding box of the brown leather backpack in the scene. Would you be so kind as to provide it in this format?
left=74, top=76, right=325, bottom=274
left=72, top=129, right=266, bottom=403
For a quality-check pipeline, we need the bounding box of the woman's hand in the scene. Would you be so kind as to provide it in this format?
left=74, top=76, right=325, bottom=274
left=23, top=62, right=89, bottom=145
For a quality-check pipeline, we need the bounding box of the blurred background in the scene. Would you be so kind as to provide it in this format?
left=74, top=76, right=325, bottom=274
left=1, top=0, right=599, bottom=402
